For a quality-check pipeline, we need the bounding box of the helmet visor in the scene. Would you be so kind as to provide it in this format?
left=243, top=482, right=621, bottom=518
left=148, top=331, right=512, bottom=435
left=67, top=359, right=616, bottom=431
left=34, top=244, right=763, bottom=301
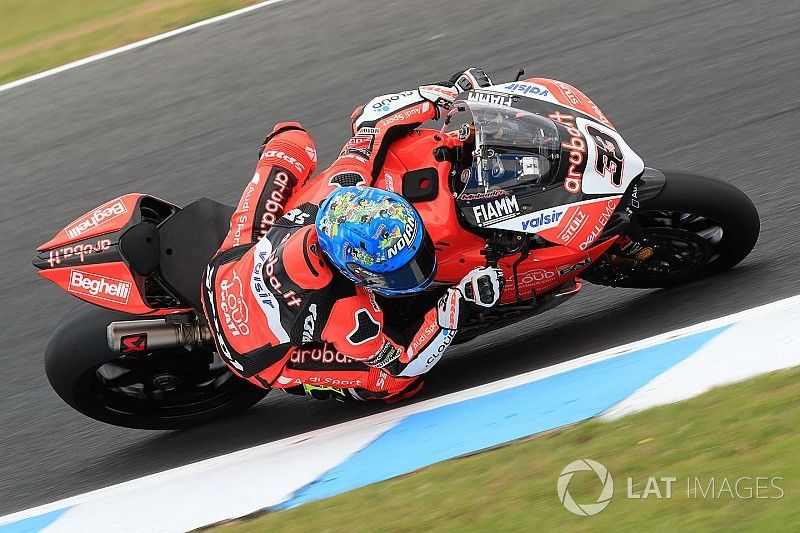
left=345, top=233, right=436, bottom=295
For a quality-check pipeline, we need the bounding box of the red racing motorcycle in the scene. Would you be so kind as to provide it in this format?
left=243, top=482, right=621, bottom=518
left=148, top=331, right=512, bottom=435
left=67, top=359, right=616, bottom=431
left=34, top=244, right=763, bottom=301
left=34, top=77, right=759, bottom=429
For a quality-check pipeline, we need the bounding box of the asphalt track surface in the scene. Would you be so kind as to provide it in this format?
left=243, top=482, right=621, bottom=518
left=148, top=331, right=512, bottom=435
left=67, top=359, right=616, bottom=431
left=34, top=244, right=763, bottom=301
left=1, top=0, right=799, bottom=516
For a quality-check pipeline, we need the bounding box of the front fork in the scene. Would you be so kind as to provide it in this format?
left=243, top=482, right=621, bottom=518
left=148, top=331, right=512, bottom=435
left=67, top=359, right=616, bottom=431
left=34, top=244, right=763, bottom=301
left=600, top=167, right=667, bottom=261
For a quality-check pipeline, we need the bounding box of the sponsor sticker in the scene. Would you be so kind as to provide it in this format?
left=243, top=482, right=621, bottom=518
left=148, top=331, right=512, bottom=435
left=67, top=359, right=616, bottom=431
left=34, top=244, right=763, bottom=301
left=371, top=90, right=417, bottom=112
left=65, top=200, right=128, bottom=239
left=549, top=111, right=586, bottom=194
left=219, top=270, right=251, bottom=337
left=385, top=216, right=418, bottom=260
left=409, top=322, right=439, bottom=358
left=383, top=172, right=396, bottom=192
left=301, top=304, right=318, bottom=344
left=401, top=328, right=455, bottom=377
left=47, top=238, right=111, bottom=268
left=380, top=104, right=424, bottom=128
left=467, top=91, right=514, bottom=107
left=370, top=340, right=402, bottom=368
left=515, top=268, right=557, bottom=288
left=257, top=168, right=298, bottom=237
left=489, top=205, right=567, bottom=233
left=205, top=266, right=244, bottom=372
left=289, top=343, right=364, bottom=370
left=282, top=208, right=312, bottom=226
left=552, top=80, right=613, bottom=127
left=120, top=333, right=147, bottom=354
left=261, top=149, right=305, bottom=173
left=558, top=208, right=589, bottom=245
left=342, top=134, right=374, bottom=159
left=503, top=82, right=550, bottom=98
left=264, top=252, right=302, bottom=307
left=553, top=80, right=581, bottom=106
left=459, top=189, right=507, bottom=201
left=305, top=145, right=317, bottom=164
left=68, top=269, right=132, bottom=304
left=472, top=195, right=520, bottom=226
left=578, top=199, right=618, bottom=250
left=558, top=257, right=592, bottom=277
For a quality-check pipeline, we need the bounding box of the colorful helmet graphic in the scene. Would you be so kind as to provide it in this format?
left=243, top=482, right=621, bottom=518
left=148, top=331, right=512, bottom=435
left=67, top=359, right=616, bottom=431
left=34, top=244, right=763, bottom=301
left=315, top=187, right=436, bottom=295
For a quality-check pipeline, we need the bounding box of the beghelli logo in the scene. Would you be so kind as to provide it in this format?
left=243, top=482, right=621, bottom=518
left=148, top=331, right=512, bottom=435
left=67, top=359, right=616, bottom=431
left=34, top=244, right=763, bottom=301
left=557, top=459, right=614, bottom=516
left=65, top=199, right=128, bottom=239
left=68, top=270, right=132, bottom=304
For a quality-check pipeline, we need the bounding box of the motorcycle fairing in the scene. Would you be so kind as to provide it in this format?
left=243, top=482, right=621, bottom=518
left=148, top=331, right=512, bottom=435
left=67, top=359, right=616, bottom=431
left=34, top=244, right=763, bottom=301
left=495, top=236, right=617, bottom=304
left=575, top=117, right=644, bottom=195
left=488, top=77, right=614, bottom=130
left=376, top=133, right=489, bottom=285
left=452, top=82, right=643, bottom=250
left=487, top=79, right=647, bottom=192
left=38, top=261, right=154, bottom=314
left=34, top=194, right=187, bottom=315
left=487, top=195, right=623, bottom=251
left=378, top=129, right=620, bottom=303
left=37, top=194, right=145, bottom=251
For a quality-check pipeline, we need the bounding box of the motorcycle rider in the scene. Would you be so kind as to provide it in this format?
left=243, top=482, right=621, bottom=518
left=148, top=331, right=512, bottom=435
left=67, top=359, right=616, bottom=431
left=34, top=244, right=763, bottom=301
left=202, top=68, right=503, bottom=402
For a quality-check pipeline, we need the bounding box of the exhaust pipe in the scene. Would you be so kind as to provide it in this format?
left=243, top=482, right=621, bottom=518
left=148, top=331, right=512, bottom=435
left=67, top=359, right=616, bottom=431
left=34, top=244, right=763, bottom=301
left=107, top=317, right=212, bottom=354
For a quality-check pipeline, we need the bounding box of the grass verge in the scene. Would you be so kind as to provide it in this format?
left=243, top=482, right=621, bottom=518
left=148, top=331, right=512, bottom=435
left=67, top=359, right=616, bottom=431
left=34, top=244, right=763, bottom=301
left=215, top=367, right=800, bottom=531
left=0, top=0, right=262, bottom=84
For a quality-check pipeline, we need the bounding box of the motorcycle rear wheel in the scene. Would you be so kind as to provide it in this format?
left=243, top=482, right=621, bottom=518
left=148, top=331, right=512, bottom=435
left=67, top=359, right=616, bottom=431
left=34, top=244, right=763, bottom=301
left=45, top=304, right=268, bottom=430
left=582, top=171, right=759, bottom=288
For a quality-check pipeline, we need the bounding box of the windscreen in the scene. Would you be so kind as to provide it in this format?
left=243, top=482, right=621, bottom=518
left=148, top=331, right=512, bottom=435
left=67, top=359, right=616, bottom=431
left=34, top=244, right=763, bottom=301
left=470, top=101, right=561, bottom=191
left=446, top=98, right=583, bottom=231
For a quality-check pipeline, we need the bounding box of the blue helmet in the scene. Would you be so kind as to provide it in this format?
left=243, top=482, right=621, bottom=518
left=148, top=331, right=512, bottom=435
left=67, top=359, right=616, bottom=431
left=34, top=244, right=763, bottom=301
left=315, top=187, right=436, bottom=296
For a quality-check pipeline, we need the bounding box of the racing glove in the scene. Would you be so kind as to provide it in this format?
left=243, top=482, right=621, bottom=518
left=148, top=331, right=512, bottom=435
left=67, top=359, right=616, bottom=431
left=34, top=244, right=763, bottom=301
left=437, top=266, right=504, bottom=329
left=419, top=67, right=493, bottom=111
left=449, top=67, right=494, bottom=92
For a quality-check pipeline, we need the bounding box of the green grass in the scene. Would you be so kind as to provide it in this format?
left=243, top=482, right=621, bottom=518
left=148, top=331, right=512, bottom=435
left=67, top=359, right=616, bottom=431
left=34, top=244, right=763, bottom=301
left=0, top=0, right=261, bottom=84
left=215, top=367, right=800, bottom=532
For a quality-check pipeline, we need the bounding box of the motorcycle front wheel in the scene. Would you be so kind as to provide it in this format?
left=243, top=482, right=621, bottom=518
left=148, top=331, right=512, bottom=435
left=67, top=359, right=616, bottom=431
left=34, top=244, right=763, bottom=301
left=582, top=171, right=759, bottom=288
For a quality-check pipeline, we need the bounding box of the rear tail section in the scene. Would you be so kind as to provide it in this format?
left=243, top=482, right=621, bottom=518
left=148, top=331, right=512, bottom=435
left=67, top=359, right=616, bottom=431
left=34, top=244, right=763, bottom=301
left=34, top=194, right=187, bottom=315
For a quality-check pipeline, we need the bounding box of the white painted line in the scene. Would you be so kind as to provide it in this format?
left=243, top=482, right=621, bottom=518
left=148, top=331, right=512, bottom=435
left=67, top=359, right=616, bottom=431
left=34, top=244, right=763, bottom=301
left=3, top=292, right=798, bottom=528
left=603, top=303, right=800, bottom=418
left=0, top=419, right=394, bottom=528
left=0, top=0, right=296, bottom=93
left=42, top=423, right=394, bottom=532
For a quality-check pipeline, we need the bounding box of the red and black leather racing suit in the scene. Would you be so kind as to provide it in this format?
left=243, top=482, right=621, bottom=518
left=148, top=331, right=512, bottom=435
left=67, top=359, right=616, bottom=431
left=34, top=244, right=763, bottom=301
left=201, top=85, right=467, bottom=402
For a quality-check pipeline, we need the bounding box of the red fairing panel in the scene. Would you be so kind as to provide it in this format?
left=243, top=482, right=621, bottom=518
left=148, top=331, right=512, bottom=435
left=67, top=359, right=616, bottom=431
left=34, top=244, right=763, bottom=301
left=537, top=196, right=623, bottom=251
left=377, top=132, right=489, bottom=284
left=35, top=193, right=187, bottom=315
left=37, top=194, right=145, bottom=251
left=523, top=78, right=614, bottom=129
left=496, top=237, right=617, bottom=304
left=38, top=261, right=154, bottom=314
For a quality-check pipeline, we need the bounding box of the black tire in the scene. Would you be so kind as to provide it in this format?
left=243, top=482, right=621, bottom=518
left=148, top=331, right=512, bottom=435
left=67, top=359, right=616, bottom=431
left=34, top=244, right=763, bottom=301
left=583, top=171, right=759, bottom=288
left=45, top=303, right=268, bottom=430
